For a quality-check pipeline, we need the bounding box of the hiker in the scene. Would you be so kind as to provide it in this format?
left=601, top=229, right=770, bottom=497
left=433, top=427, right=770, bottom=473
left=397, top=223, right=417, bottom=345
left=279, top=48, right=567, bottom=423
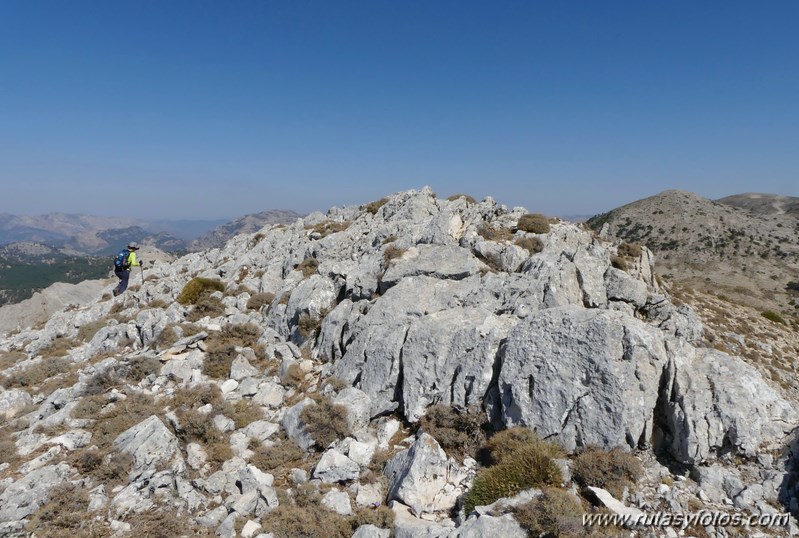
left=112, top=242, right=142, bottom=296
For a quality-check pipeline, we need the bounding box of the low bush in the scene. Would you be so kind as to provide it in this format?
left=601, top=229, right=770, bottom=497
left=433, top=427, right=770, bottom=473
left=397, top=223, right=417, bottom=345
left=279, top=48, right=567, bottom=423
left=2, top=358, right=71, bottom=389
left=77, top=320, right=107, bottom=342
left=463, top=427, right=564, bottom=513
left=281, top=363, right=305, bottom=389
left=226, top=400, right=263, bottom=430
left=477, top=223, right=514, bottom=242
left=447, top=193, right=477, bottom=204
left=26, top=484, right=95, bottom=537
left=300, top=396, right=351, bottom=450
left=418, top=405, right=487, bottom=462
left=250, top=435, right=305, bottom=471
left=363, top=197, right=388, bottom=215
left=610, top=255, right=628, bottom=271
left=203, top=323, right=261, bottom=378
left=517, top=213, right=551, bottom=234
left=0, top=350, right=26, bottom=371
left=513, top=487, right=585, bottom=538
left=298, top=258, right=319, bottom=278
left=39, top=335, right=78, bottom=358
left=247, top=292, right=275, bottom=311
left=571, top=446, right=642, bottom=498
left=261, top=502, right=351, bottom=538
left=311, top=221, right=352, bottom=238
left=176, top=277, right=225, bottom=305
left=297, top=312, right=321, bottom=339
left=383, top=245, right=407, bottom=262
left=187, top=295, right=225, bottom=322
left=515, top=236, right=544, bottom=255
left=87, top=392, right=160, bottom=449
left=617, top=242, right=642, bottom=258
left=762, top=310, right=787, bottom=325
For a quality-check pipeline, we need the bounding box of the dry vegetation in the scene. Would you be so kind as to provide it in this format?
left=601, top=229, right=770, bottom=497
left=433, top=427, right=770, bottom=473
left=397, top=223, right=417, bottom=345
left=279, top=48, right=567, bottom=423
left=299, top=396, right=351, bottom=450
left=571, top=446, right=642, bottom=498
left=517, top=213, right=551, bottom=234
left=667, top=282, right=799, bottom=394
left=477, top=223, right=514, bottom=242
left=297, top=258, right=319, bottom=278
left=309, top=220, right=352, bottom=238
left=176, top=277, right=225, bottom=305
left=203, top=323, right=262, bottom=378
left=418, top=404, right=487, bottom=462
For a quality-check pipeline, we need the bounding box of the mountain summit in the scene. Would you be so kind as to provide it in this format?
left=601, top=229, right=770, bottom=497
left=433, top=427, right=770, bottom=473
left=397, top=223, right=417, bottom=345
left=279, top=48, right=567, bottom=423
left=0, top=188, right=796, bottom=536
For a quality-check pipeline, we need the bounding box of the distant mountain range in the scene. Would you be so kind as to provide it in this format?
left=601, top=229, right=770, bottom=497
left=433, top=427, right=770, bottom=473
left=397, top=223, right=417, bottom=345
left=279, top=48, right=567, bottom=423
left=0, top=209, right=302, bottom=306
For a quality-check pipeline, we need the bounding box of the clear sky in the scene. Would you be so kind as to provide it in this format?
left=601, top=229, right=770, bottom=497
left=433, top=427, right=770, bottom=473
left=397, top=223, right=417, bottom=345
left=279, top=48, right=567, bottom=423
left=1, top=1, right=797, bottom=220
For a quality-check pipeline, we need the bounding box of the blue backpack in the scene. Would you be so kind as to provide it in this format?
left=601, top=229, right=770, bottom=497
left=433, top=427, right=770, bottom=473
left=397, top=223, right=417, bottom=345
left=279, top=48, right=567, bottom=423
left=114, top=249, right=130, bottom=270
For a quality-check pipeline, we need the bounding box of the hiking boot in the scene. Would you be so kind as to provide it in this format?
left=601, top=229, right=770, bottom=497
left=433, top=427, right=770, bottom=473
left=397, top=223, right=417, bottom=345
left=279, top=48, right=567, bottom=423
left=113, top=289, right=120, bottom=297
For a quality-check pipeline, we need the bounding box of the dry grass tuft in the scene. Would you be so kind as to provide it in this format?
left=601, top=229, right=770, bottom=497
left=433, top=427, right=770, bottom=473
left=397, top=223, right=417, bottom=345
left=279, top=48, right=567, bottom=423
left=478, top=223, right=514, bottom=242
left=203, top=323, right=261, bottom=379
left=515, top=236, right=544, bottom=255
left=363, top=198, right=389, bottom=215
left=517, top=213, right=551, bottom=234
left=447, top=193, right=476, bottom=203
left=419, top=404, right=487, bottom=462
left=300, top=396, right=351, bottom=450
left=571, top=446, right=642, bottom=498
left=247, top=292, right=275, bottom=312
left=297, top=258, right=319, bottom=278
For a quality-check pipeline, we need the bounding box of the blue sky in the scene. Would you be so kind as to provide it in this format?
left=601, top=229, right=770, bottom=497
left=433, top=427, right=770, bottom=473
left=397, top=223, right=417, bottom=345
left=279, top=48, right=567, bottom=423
left=0, top=1, right=797, bottom=220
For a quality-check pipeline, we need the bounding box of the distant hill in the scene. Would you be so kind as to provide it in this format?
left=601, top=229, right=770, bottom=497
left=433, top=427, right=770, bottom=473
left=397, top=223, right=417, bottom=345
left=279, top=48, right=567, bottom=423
left=587, top=190, right=799, bottom=315
left=189, top=210, right=302, bottom=250
left=717, top=192, right=799, bottom=218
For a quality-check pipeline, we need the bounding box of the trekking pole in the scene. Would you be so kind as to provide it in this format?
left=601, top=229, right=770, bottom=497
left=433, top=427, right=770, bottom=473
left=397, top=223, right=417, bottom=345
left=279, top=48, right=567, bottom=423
left=141, top=264, right=145, bottom=287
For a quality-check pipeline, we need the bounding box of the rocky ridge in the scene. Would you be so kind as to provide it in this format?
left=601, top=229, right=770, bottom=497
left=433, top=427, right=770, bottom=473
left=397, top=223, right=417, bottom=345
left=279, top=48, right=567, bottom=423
left=0, top=188, right=796, bottom=537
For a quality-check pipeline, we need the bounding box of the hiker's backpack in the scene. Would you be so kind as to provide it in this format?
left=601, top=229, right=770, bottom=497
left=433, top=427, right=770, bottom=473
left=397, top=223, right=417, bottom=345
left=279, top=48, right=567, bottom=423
left=114, top=249, right=130, bottom=270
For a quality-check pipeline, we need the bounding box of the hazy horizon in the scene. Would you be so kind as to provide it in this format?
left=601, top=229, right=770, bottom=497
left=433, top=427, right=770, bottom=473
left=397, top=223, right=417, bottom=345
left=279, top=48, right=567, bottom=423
left=1, top=2, right=797, bottom=220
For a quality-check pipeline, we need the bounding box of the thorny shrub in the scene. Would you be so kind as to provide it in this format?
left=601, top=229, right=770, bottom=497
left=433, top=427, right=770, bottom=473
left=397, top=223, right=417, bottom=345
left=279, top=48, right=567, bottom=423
left=176, top=277, right=225, bottom=305
left=571, top=446, right=643, bottom=498
left=418, top=404, right=487, bottom=462
left=517, top=213, right=551, bottom=234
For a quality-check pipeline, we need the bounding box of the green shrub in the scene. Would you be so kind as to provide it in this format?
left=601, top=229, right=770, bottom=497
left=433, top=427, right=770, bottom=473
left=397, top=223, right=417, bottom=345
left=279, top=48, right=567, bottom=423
left=298, top=258, right=319, bottom=278
left=515, top=236, right=544, bottom=255
left=247, top=292, right=275, bottom=311
left=517, top=213, right=551, bottom=234
left=617, top=242, right=642, bottom=258
left=463, top=428, right=563, bottom=513
left=363, top=198, right=388, bottom=215
left=447, top=194, right=477, bottom=204
left=300, top=396, right=351, bottom=450
left=761, top=310, right=787, bottom=325
left=419, top=405, right=487, bottom=461
left=571, top=446, right=642, bottom=498
left=176, top=277, right=225, bottom=305
left=513, top=487, right=585, bottom=538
